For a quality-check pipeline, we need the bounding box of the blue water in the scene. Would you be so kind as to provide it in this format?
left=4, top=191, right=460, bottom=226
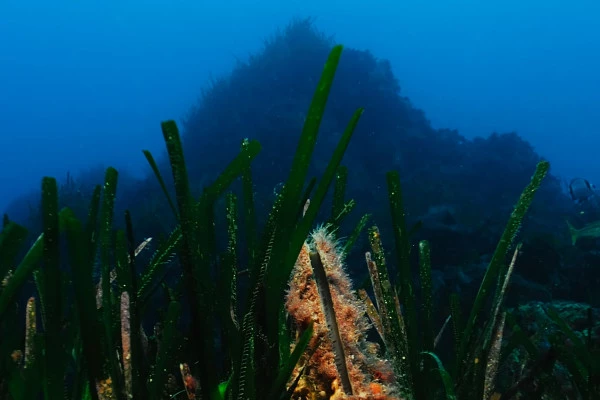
left=1, top=0, right=599, bottom=214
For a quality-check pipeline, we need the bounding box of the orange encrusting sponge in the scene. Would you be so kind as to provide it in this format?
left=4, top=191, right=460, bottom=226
left=286, top=227, right=402, bottom=400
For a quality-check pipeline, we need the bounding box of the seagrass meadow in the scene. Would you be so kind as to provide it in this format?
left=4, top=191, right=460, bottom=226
left=0, top=45, right=596, bottom=400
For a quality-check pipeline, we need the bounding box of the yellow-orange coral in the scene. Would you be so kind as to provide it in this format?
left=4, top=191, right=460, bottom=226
left=286, top=226, right=401, bottom=400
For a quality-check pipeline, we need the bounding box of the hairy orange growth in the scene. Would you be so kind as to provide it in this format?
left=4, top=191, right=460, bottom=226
left=96, top=377, right=116, bottom=400
left=286, top=227, right=401, bottom=400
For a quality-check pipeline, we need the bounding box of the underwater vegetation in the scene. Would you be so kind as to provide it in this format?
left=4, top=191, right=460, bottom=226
left=2, top=41, right=599, bottom=400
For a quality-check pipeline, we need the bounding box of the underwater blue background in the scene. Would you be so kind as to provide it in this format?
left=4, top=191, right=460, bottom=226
left=1, top=0, right=599, bottom=214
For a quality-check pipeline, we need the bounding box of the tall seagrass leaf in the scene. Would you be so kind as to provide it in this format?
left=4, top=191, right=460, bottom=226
left=161, top=119, right=218, bottom=399
left=342, top=213, right=371, bottom=255
left=418, top=240, right=435, bottom=399
left=358, top=289, right=384, bottom=339
left=196, top=138, right=261, bottom=281
left=309, top=251, right=353, bottom=395
left=483, top=312, right=506, bottom=400
left=116, top=231, right=131, bottom=294
left=331, top=166, right=348, bottom=221
left=241, top=138, right=258, bottom=268
left=278, top=304, right=291, bottom=368
left=220, top=193, right=240, bottom=360
left=121, top=211, right=146, bottom=399
left=143, top=149, right=178, bottom=218
left=238, top=311, right=256, bottom=400
left=8, top=334, right=44, bottom=398
left=64, top=208, right=102, bottom=400
left=367, top=227, right=411, bottom=392
left=148, top=301, right=181, bottom=400
left=419, top=240, right=434, bottom=352
left=99, top=167, right=125, bottom=400
left=422, top=352, right=457, bottom=400
left=484, top=244, right=520, bottom=352
left=204, top=139, right=261, bottom=199
left=457, top=161, right=549, bottom=371
left=386, top=170, right=420, bottom=392
left=0, top=208, right=69, bottom=317
left=41, top=177, right=65, bottom=400
left=274, top=106, right=363, bottom=339
left=268, top=322, right=314, bottom=400
left=137, top=225, right=181, bottom=310
left=244, top=191, right=281, bottom=314
left=32, top=268, right=46, bottom=329
left=264, top=44, right=347, bottom=340
left=85, top=185, right=102, bottom=270
left=233, top=230, right=275, bottom=399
